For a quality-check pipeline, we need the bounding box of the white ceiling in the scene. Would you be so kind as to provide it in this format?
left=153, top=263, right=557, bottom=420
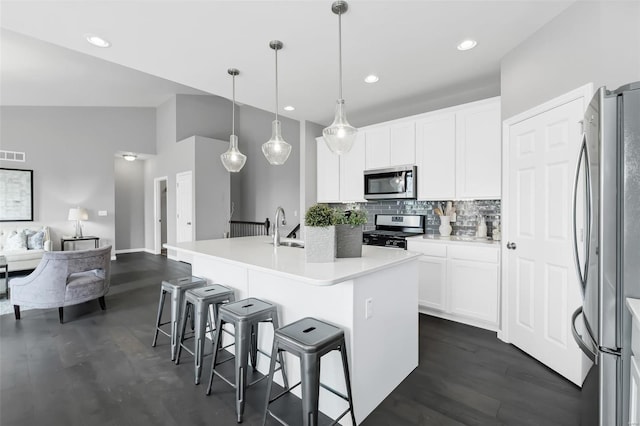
left=0, top=0, right=575, bottom=126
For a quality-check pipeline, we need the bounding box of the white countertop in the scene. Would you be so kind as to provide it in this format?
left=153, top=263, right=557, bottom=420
left=627, top=298, right=640, bottom=324
left=165, top=236, right=420, bottom=286
left=407, top=234, right=502, bottom=246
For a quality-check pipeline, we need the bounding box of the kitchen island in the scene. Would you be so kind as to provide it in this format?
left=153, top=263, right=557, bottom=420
left=165, top=236, right=420, bottom=425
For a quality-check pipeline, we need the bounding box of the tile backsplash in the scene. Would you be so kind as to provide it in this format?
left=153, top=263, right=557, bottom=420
left=332, top=199, right=501, bottom=237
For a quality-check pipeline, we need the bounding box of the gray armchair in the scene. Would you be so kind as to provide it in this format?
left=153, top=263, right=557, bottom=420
left=10, top=246, right=112, bottom=323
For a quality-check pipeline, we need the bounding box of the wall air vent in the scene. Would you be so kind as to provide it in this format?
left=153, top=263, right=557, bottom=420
left=0, top=150, right=26, bottom=162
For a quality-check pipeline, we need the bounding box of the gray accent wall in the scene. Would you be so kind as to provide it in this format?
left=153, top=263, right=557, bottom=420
left=300, top=120, right=323, bottom=234
left=501, top=0, right=640, bottom=120
left=114, top=158, right=145, bottom=250
left=145, top=94, right=301, bottom=252
left=0, top=106, right=155, bottom=253
left=233, top=104, right=301, bottom=234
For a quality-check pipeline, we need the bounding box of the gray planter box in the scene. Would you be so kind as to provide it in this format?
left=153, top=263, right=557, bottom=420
left=305, top=226, right=336, bottom=263
left=336, top=224, right=363, bottom=258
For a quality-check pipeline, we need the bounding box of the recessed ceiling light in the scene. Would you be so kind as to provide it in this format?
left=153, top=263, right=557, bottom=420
left=85, top=34, right=111, bottom=48
left=284, top=106, right=295, bottom=111
left=123, top=154, right=137, bottom=161
left=364, top=74, right=379, bottom=84
left=457, top=39, right=477, bottom=51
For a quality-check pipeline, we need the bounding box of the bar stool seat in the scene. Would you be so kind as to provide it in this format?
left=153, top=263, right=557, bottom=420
left=206, top=297, right=288, bottom=423
left=152, top=276, right=206, bottom=361
left=176, top=284, right=235, bottom=384
left=263, top=317, right=356, bottom=426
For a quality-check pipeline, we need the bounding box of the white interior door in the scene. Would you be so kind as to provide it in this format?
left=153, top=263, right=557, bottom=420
left=504, top=91, right=591, bottom=386
left=176, top=171, right=193, bottom=262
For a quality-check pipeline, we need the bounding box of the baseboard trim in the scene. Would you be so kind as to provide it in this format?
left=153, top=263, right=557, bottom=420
left=167, top=254, right=179, bottom=261
left=144, top=248, right=160, bottom=255
left=115, top=248, right=146, bottom=254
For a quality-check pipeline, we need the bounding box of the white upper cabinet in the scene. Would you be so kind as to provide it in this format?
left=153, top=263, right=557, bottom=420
left=365, top=121, right=416, bottom=170
left=340, top=132, right=366, bottom=202
left=390, top=121, right=416, bottom=166
left=365, top=126, right=391, bottom=170
left=317, top=133, right=366, bottom=203
left=415, top=97, right=501, bottom=200
left=316, top=137, right=341, bottom=203
left=455, top=99, right=501, bottom=199
left=415, top=112, right=456, bottom=200
left=317, top=96, right=501, bottom=204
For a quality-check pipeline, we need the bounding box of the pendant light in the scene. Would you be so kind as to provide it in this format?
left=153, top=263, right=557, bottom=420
left=323, top=0, right=357, bottom=155
left=262, top=40, right=292, bottom=165
left=220, top=68, right=247, bottom=173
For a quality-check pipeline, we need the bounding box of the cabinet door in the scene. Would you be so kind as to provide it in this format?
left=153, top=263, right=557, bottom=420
left=340, top=132, right=366, bottom=202
left=390, top=121, right=416, bottom=166
left=455, top=99, right=501, bottom=199
left=631, top=356, right=640, bottom=425
left=417, top=255, right=447, bottom=311
left=448, top=259, right=499, bottom=325
left=365, top=126, right=391, bottom=170
left=316, top=137, right=340, bottom=202
left=415, top=112, right=456, bottom=200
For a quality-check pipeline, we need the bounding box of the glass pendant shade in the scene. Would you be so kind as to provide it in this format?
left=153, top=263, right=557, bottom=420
left=220, top=134, right=246, bottom=173
left=262, top=120, right=292, bottom=165
left=323, top=99, right=357, bottom=154
left=221, top=68, right=246, bottom=173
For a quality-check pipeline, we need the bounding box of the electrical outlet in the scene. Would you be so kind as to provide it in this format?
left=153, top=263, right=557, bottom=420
left=365, top=298, right=373, bottom=319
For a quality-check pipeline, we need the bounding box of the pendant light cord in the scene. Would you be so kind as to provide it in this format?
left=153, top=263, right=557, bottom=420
left=231, top=74, right=236, bottom=135
left=275, top=47, right=279, bottom=122
left=338, top=11, right=343, bottom=100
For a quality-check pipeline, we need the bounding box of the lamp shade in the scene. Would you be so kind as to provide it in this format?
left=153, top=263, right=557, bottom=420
left=68, top=208, right=88, bottom=221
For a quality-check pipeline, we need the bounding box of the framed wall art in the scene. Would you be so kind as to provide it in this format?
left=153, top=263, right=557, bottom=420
left=0, top=168, right=34, bottom=222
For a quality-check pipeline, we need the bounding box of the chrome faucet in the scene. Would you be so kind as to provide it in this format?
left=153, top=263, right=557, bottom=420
left=273, top=206, right=286, bottom=246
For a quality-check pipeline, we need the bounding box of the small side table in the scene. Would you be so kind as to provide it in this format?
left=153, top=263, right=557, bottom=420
left=0, top=255, right=8, bottom=299
left=61, top=236, right=100, bottom=251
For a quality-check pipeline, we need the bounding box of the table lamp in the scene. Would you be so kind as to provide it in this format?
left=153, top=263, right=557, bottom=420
left=68, top=207, right=88, bottom=238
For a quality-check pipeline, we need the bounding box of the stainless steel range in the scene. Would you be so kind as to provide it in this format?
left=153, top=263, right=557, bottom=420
left=362, top=214, right=425, bottom=249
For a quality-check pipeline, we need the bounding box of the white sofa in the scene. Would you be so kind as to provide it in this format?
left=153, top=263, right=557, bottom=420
left=0, top=226, right=52, bottom=272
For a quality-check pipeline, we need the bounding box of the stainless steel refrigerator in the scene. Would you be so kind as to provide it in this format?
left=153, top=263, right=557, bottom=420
left=571, top=82, right=640, bottom=426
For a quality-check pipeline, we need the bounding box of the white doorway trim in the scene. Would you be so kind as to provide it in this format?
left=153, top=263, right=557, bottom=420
left=499, top=83, right=593, bottom=343
left=154, top=176, right=168, bottom=255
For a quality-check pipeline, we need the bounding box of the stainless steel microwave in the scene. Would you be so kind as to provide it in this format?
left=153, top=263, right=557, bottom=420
left=364, top=165, right=417, bottom=200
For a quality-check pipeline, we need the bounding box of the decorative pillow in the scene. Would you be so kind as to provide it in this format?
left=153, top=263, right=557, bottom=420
left=4, top=230, right=27, bottom=251
left=27, top=230, right=45, bottom=250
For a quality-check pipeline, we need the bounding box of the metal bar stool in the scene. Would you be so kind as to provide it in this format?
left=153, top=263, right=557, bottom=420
left=206, top=297, right=289, bottom=423
left=175, top=284, right=235, bottom=384
left=263, top=317, right=356, bottom=426
left=152, top=276, right=206, bottom=361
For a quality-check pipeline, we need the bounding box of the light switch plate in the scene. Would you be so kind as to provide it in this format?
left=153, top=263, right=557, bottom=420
left=98, top=210, right=108, bottom=216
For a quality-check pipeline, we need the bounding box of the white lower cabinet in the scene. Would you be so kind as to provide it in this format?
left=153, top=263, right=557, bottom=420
left=408, top=239, right=500, bottom=331
left=417, top=256, right=447, bottom=311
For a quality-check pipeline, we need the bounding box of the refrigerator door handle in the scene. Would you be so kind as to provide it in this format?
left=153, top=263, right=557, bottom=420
left=571, top=306, right=597, bottom=363
left=572, top=134, right=591, bottom=293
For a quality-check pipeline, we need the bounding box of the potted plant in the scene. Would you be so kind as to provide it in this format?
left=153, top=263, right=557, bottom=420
left=334, top=209, right=367, bottom=258
left=304, top=204, right=337, bottom=263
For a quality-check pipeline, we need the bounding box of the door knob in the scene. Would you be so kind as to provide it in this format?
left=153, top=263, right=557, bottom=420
left=187, top=222, right=192, bottom=225
left=507, top=242, right=517, bottom=250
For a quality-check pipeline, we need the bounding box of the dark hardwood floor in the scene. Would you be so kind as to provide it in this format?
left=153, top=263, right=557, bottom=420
left=0, top=253, right=581, bottom=425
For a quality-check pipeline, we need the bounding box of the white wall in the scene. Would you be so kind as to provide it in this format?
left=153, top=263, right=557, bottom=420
left=0, top=106, right=155, bottom=253
left=501, top=0, right=640, bottom=120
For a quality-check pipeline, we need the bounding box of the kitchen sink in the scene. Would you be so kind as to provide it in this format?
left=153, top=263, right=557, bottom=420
left=269, top=239, right=305, bottom=248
